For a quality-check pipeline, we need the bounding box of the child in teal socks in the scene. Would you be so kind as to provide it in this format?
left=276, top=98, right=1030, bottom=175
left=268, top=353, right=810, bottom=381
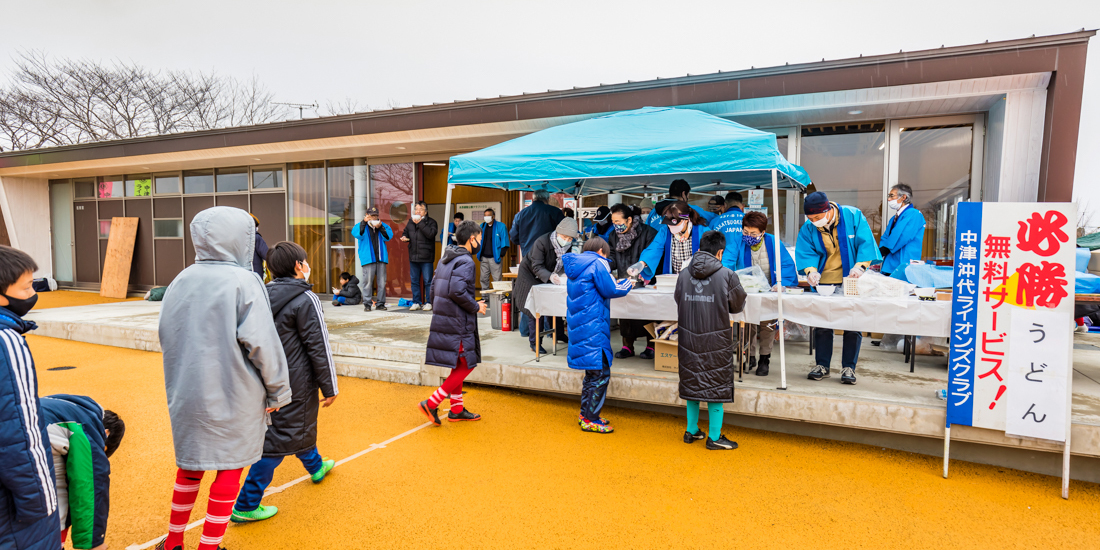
left=673, top=230, right=747, bottom=449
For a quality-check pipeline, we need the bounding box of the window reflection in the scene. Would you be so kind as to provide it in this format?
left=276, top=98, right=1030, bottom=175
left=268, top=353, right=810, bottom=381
left=800, top=123, right=886, bottom=236
left=98, top=176, right=124, bottom=198
left=898, top=125, right=973, bottom=261
left=370, top=163, right=414, bottom=299
left=328, top=159, right=356, bottom=290
left=288, top=161, right=326, bottom=293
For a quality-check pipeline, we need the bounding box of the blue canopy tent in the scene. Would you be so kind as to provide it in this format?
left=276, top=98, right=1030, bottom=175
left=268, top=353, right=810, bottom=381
left=445, top=106, right=814, bottom=388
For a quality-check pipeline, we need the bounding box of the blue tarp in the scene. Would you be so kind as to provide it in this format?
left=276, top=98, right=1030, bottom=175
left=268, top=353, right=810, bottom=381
left=447, top=107, right=811, bottom=194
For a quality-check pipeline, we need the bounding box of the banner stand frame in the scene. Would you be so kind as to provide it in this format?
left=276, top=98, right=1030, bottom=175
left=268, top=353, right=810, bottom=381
left=943, top=423, right=951, bottom=478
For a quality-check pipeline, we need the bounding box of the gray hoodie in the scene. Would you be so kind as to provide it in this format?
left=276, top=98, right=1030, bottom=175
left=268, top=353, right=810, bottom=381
left=159, top=207, right=292, bottom=470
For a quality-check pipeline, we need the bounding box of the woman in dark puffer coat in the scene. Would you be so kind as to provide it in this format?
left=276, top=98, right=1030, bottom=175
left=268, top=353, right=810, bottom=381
left=420, top=221, right=487, bottom=424
left=674, top=230, right=746, bottom=450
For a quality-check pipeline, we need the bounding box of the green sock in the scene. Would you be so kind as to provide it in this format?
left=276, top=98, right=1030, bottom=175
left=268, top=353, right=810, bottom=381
left=708, top=402, right=724, bottom=441
left=685, top=400, right=701, bottom=435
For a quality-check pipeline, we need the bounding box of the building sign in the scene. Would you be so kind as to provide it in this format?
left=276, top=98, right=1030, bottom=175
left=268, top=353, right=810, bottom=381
left=456, top=202, right=501, bottom=223
left=747, top=189, right=764, bottom=207
left=947, top=202, right=1075, bottom=441
left=576, top=207, right=601, bottom=220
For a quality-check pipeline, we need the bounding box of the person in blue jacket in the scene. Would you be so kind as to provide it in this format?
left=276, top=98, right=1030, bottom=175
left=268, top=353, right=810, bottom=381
left=351, top=206, right=394, bottom=311
left=441, top=211, right=464, bottom=245
left=563, top=237, right=634, bottom=434
left=631, top=201, right=709, bottom=281
left=732, top=211, right=797, bottom=377
left=0, top=245, right=61, bottom=550
left=878, top=183, right=926, bottom=276
left=42, top=394, right=125, bottom=550
left=510, top=189, right=565, bottom=257
left=645, top=179, right=716, bottom=228
left=795, top=192, right=881, bottom=385
left=478, top=208, right=510, bottom=292
left=711, top=191, right=745, bottom=270
left=583, top=205, right=613, bottom=241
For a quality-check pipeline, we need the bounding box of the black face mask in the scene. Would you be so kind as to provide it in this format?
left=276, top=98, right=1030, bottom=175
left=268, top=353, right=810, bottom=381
left=2, top=293, right=37, bottom=317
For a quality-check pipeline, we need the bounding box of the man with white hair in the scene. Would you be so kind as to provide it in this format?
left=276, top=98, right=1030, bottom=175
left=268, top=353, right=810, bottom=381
left=510, top=189, right=565, bottom=257
left=878, top=183, right=926, bottom=277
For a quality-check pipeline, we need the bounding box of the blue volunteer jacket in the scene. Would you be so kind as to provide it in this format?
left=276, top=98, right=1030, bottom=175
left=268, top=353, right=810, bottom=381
left=563, top=252, right=633, bottom=370
left=878, top=205, right=926, bottom=275
left=710, top=208, right=744, bottom=270
left=638, top=223, right=707, bottom=280
left=479, top=221, right=510, bottom=263
left=732, top=234, right=799, bottom=286
left=351, top=220, right=393, bottom=265
left=0, top=306, right=61, bottom=550
left=795, top=204, right=881, bottom=277
left=41, top=394, right=111, bottom=550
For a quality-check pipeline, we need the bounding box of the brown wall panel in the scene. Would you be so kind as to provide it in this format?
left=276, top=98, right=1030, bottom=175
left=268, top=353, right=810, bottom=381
left=250, top=193, right=286, bottom=244
left=73, top=202, right=99, bottom=282
left=98, top=200, right=124, bottom=219
left=154, top=239, right=184, bottom=286
left=183, top=196, right=215, bottom=266
left=0, top=201, right=9, bottom=246
left=124, top=199, right=155, bottom=287
left=154, top=197, right=182, bottom=218
left=216, top=194, right=249, bottom=211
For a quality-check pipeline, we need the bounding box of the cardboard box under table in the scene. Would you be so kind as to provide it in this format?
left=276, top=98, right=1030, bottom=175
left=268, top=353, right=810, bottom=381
left=644, top=322, right=679, bottom=372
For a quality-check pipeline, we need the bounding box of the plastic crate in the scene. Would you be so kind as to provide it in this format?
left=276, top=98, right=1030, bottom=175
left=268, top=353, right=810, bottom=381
left=843, top=277, right=860, bottom=296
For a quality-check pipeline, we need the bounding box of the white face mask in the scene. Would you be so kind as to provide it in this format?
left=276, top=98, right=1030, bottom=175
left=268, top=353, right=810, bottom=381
left=555, top=235, right=573, bottom=249
left=811, top=215, right=830, bottom=228
left=484, top=216, right=493, bottom=224
left=299, top=261, right=311, bottom=281
left=412, top=214, right=423, bottom=222
left=669, top=220, right=688, bottom=234
left=888, top=199, right=903, bottom=211
left=369, top=219, right=380, bottom=227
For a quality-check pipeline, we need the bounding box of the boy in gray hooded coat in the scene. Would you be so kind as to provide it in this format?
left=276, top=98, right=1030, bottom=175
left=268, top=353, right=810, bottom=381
left=156, top=207, right=291, bottom=550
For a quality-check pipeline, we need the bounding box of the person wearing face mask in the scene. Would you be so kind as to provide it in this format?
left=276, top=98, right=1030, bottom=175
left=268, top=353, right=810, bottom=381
left=352, top=206, right=394, bottom=311
left=401, top=201, right=439, bottom=311
left=732, top=212, right=798, bottom=376
left=795, top=191, right=881, bottom=385
left=877, top=184, right=925, bottom=277
left=646, top=179, right=716, bottom=228
left=584, top=205, right=614, bottom=241
left=631, top=201, right=708, bottom=281
left=512, top=219, right=577, bottom=353
left=711, top=192, right=745, bottom=270
left=0, top=245, right=64, bottom=550
left=607, top=203, right=658, bottom=359
left=478, top=208, right=510, bottom=296
left=442, top=212, right=464, bottom=246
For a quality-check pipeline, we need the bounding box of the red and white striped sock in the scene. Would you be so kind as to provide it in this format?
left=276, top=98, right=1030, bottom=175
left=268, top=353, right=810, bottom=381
left=165, top=469, right=204, bottom=549
left=197, top=468, right=242, bottom=550
left=427, top=387, right=448, bottom=409
left=449, top=392, right=464, bottom=414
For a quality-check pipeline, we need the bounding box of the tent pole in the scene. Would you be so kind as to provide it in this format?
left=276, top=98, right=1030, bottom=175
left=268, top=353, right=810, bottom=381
left=771, top=169, right=787, bottom=391
left=943, top=424, right=951, bottom=478
left=441, top=182, right=454, bottom=246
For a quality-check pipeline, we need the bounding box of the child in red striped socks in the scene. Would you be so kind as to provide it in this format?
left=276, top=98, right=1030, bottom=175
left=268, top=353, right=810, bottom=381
left=419, top=221, right=487, bottom=424
left=155, top=208, right=292, bottom=550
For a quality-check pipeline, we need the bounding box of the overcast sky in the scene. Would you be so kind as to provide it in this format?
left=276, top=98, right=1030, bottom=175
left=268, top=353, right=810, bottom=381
left=3, top=0, right=1098, bottom=217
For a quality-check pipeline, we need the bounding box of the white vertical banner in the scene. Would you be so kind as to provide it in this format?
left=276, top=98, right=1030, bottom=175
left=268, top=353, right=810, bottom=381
left=1006, top=309, right=1071, bottom=441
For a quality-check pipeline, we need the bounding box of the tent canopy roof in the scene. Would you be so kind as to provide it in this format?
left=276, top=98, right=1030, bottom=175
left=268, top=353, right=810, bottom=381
left=447, top=106, right=811, bottom=195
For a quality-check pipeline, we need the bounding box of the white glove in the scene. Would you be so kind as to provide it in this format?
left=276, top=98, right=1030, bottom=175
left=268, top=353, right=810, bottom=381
left=626, top=261, right=646, bottom=278
left=807, top=271, right=821, bottom=286
left=849, top=266, right=866, bottom=278
left=550, top=273, right=564, bottom=285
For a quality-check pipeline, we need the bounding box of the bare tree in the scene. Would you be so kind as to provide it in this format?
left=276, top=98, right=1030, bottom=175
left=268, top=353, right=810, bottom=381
left=324, top=97, right=366, bottom=116
left=0, top=51, right=288, bottom=152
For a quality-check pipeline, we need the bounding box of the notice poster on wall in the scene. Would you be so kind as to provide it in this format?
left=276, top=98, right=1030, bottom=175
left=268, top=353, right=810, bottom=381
left=456, top=202, right=502, bottom=224
left=947, top=202, right=1076, bottom=442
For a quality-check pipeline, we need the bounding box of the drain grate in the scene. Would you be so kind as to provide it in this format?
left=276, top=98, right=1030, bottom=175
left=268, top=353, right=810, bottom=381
left=47, top=366, right=76, bottom=371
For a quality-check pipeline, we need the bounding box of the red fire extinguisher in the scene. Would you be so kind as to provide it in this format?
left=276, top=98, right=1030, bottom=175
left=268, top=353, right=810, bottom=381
left=501, top=294, right=512, bottom=332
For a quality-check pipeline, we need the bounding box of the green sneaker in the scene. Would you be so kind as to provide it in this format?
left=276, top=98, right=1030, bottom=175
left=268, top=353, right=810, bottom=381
left=311, top=458, right=335, bottom=483
left=230, top=504, right=278, bottom=523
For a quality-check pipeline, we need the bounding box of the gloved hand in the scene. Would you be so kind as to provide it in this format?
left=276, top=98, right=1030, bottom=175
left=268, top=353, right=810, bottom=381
left=550, top=273, right=564, bottom=285
left=849, top=266, right=866, bottom=278
left=807, top=270, right=821, bottom=286
left=626, top=261, right=646, bottom=278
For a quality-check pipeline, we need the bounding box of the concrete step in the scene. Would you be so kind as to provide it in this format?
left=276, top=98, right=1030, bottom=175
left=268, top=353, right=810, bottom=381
left=333, top=355, right=430, bottom=387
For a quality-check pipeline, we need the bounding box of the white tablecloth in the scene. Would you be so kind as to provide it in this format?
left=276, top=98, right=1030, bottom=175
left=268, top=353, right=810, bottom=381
left=526, top=284, right=950, bottom=337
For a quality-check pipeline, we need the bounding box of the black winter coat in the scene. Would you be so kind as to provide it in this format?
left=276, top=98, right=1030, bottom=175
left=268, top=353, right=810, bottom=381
left=426, top=246, right=482, bottom=369
left=512, top=232, right=559, bottom=315
left=338, top=275, right=362, bottom=305
left=607, top=220, right=659, bottom=279
left=674, top=252, right=747, bottom=403
left=264, top=278, right=339, bottom=456
left=403, top=217, right=439, bottom=263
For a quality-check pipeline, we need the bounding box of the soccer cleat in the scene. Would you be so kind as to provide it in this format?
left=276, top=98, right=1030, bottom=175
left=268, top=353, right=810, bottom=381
left=311, top=458, right=335, bottom=483
left=639, top=347, right=655, bottom=360
left=153, top=541, right=181, bottom=550
left=422, top=303, right=432, bottom=311
left=230, top=504, right=279, bottom=523
left=615, top=346, right=635, bottom=359
left=375, top=303, right=388, bottom=311
left=448, top=409, right=481, bottom=422
left=841, top=367, right=857, bottom=385
left=706, top=435, right=739, bottom=450
left=755, top=354, right=770, bottom=376
left=577, top=413, right=609, bottom=425
left=409, top=303, right=421, bottom=311
left=684, top=430, right=707, bottom=444
left=808, top=365, right=830, bottom=381
left=419, top=400, right=441, bottom=426
left=579, top=417, right=614, bottom=433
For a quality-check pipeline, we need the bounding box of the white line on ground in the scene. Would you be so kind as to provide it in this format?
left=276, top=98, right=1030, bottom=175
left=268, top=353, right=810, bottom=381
left=126, top=422, right=433, bottom=550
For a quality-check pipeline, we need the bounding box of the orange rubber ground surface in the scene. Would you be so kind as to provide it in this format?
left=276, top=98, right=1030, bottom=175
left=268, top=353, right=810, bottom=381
left=27, top=333, right=1100, bottom=550
left=35, top=290, right=141, bottom=309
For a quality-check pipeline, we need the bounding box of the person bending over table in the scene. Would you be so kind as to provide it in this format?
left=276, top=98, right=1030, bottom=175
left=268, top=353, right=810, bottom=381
left=795, top=191, right=881, bottom=385
left=629, top=201, right=709, bottom=281
left=731, top=211, right=798, bottom=377
left=607, top=203, right=658, bottom=360
left=512, top=219, right=576, bottom=354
